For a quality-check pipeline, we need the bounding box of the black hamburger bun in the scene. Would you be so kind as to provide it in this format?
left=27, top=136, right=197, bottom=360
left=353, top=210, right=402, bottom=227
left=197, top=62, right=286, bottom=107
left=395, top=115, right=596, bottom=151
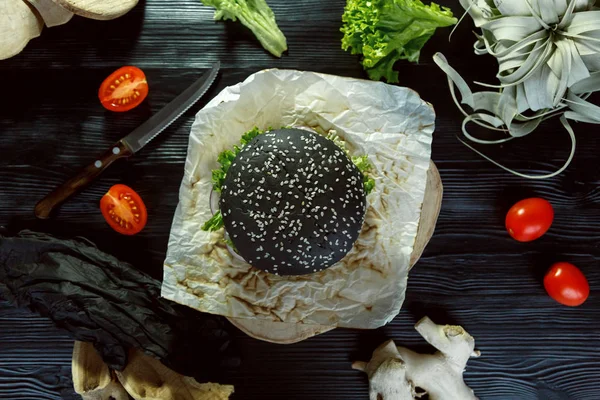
left=220, top=128, right=366, bottom=275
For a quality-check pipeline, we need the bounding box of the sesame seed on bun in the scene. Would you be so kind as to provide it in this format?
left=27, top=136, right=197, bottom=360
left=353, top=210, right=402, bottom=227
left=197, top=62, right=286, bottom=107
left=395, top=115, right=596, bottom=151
left=220, top=128, right=366, bottom=276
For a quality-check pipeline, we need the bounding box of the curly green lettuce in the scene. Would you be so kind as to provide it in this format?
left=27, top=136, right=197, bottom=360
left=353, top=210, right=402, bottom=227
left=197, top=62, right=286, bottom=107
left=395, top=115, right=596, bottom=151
left=204, top=127, right=266, bottom=232
left=211, top=127, right=263, bottom=193
left=341, top=0, right=457, bottom=83
left=327, top=132, right=376, bottom=195
left=200, top=0, right=287, bottom=57
left=202, top=210, right=224, bottom=231
left=203, top=128, right=375, bottom=232
left=351, top=155, right=376, bottom=194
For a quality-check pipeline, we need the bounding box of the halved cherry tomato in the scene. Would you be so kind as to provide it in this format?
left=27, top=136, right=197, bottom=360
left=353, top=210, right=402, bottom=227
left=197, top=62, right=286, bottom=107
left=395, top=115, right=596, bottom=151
left=100, top=184, right=147, bottom=235
left=98, top=66, right=148, bottom=112
left=544, top=262, right=589, bottom=306
left=505, top=198, right=554, bottom=242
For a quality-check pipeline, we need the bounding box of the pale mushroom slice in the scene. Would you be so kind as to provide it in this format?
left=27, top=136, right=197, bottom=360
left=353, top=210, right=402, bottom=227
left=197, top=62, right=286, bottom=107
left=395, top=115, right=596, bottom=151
left=72, top=341, right=130, bottom=400
left=50, top=0, right=138, bottom=20
left=116, top=348, right=234, bottom=400
left=0, top=0, right=43, bottom=60
left=26, top=0, right=73, bottom=27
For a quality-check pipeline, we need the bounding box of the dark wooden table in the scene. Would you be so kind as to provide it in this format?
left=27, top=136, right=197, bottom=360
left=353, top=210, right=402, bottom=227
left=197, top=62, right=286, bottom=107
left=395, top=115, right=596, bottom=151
left=1, top=1, right=599, bottom=399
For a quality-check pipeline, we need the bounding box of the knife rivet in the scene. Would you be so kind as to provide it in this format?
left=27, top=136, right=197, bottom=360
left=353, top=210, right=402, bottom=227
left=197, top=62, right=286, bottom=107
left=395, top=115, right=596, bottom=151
left=112, top=147, right=121, bottom=155
left=94, top=160, right=103, bottom=168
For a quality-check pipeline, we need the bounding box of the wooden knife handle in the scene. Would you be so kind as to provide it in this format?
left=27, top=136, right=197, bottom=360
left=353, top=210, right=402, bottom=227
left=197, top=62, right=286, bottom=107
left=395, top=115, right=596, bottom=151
left=34, top=141, right=133, bottom=219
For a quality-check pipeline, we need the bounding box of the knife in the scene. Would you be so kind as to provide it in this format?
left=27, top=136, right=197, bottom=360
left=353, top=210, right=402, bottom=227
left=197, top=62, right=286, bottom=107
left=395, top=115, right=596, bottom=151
left=34, top=62, right=220, bottom=219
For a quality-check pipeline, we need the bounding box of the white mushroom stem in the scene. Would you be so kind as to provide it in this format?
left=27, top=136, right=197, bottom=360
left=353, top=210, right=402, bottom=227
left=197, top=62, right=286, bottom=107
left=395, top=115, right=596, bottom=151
left=352, top=316, right=480, bottom=400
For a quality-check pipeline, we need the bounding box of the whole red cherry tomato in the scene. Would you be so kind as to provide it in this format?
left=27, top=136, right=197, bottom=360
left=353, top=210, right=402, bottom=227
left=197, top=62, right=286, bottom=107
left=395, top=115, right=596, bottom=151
left=505, top=198, right=554, bottom=242
left=544, top=262, right=589, bottom=306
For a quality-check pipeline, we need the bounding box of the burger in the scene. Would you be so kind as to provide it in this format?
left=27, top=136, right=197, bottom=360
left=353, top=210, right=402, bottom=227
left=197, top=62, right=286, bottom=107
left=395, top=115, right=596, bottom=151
left=202, top=127, right=375, bottom=276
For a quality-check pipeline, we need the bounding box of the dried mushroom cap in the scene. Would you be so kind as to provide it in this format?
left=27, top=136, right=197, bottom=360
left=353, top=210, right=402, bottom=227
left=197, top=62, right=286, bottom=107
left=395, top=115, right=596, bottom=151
left=0, top=0, right=43, bottom=60
left=116, top=348, right=234, bottom=400
left=220, top=128, right=366, bottom=276
left=26, top=0, right=73, bottom=27
left=51, top=0, right=138, bottom=20
left=73, top=341, right=234, bottom=400
left=72, top=341, right=130, bottom=400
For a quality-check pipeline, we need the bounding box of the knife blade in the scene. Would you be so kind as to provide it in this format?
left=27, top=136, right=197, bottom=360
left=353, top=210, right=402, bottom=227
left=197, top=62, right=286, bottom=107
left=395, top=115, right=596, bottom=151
left=122, top=62, right=220, bottom=153
left=34, top=62, right=220, bottom=220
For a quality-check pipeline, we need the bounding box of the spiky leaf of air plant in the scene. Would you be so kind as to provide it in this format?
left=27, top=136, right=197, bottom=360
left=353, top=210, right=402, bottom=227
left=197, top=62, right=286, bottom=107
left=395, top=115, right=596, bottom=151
left=434, top=0, right=600, bottom=178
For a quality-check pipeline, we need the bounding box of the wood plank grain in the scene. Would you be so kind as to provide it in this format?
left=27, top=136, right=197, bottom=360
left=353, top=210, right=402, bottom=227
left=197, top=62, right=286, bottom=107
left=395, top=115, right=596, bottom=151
left=0, top=366, right=79, bottom=400
left=3, top=299, right=600, bottom=399
left=0, top=301, right=78, bottom=399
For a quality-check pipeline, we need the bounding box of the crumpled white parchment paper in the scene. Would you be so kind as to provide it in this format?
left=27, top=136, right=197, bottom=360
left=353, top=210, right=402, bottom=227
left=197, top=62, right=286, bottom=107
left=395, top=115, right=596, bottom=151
left=162, top=69, right=434, bottom=329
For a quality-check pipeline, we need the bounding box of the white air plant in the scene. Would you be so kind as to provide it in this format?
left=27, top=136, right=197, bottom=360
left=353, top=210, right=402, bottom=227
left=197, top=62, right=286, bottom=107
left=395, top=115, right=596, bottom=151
left=434, top=0, right=600, bottom=178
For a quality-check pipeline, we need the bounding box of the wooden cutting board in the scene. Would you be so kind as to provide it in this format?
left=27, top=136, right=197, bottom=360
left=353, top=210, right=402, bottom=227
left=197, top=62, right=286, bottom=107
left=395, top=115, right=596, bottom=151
left=228, top=161, right=443, bottom=344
